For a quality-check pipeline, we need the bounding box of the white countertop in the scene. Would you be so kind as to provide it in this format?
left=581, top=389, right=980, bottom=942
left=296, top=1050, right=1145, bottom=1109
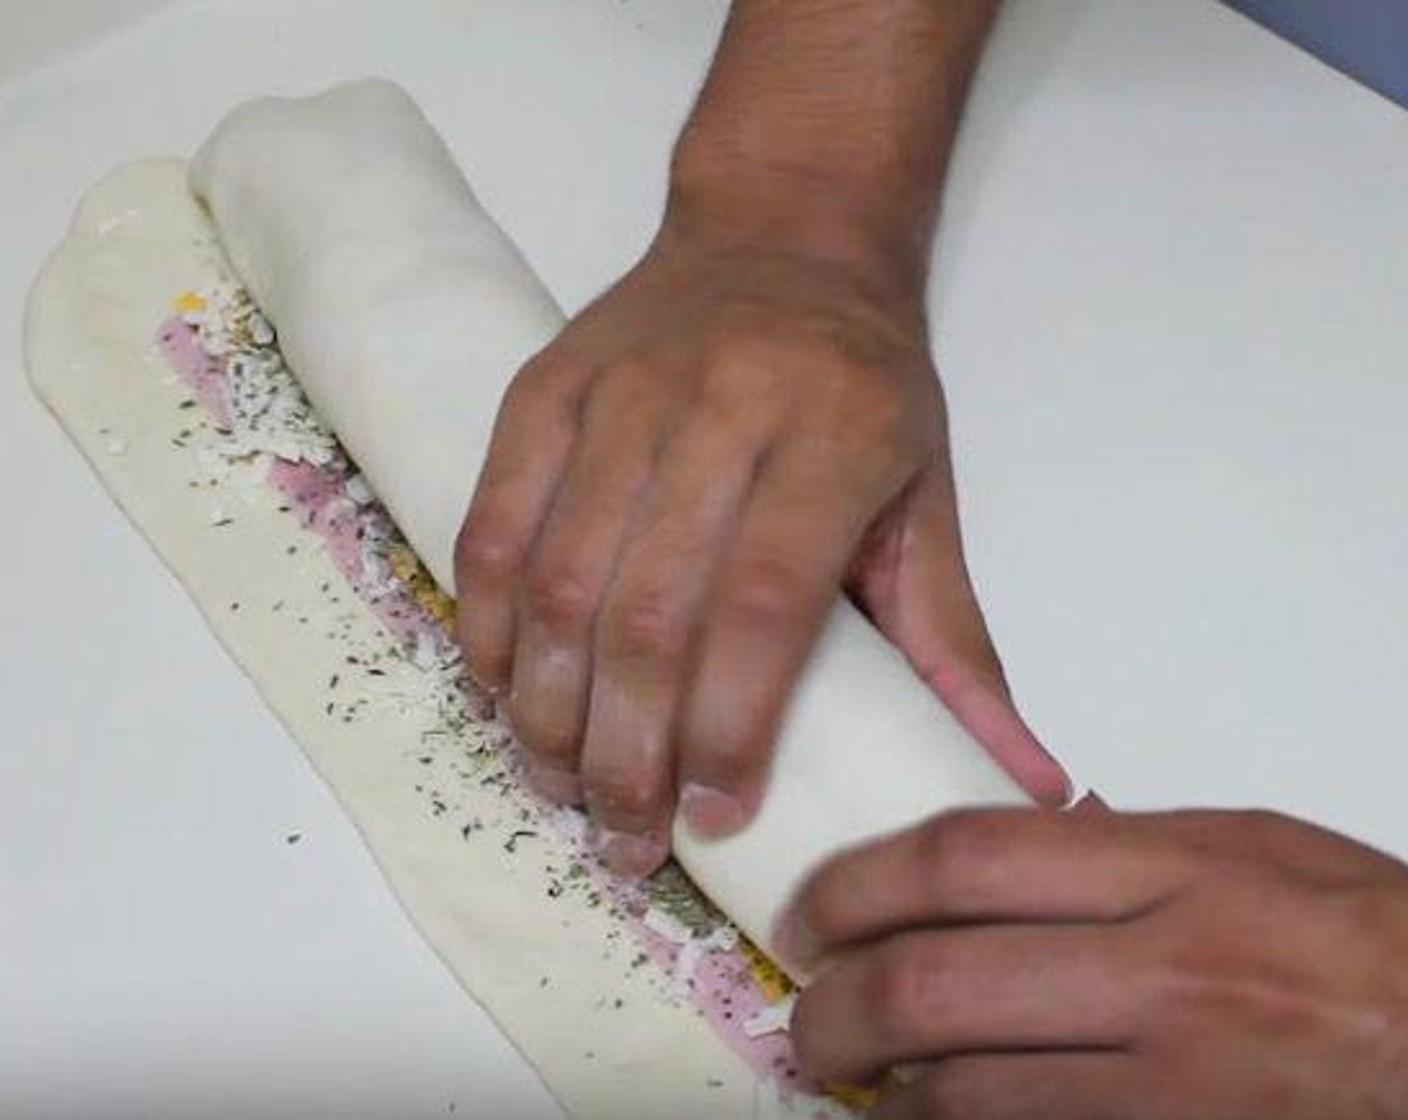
left=3, top=2, right=1407, bottom=1117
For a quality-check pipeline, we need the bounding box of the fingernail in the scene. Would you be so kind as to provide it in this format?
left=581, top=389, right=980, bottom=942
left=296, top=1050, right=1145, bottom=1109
left=1072, top=789, right=1109, bottom=813
left=527, top=764, right=583, bottom=805
left=597, top=829, right=668, bottom=877
left=680, top=782, right=748, bottom=838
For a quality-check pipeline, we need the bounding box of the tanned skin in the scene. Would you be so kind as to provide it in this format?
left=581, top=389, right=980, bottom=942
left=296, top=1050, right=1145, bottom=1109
left=454, top=0, right=1061, bottom=874
left=457, top=5, right=1408, bottom=1115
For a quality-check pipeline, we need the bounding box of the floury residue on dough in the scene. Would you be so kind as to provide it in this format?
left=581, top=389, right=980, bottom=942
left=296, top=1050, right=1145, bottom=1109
left=160, top=275, right=829, bottom=1111
left=27, top=159, right=838, bottom=1118
left=188, top=77, right=1033, bottom=970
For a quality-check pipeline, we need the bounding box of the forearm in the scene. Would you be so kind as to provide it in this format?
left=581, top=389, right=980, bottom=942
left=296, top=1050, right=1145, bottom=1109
left=669, top=0, right=1000, bottom=289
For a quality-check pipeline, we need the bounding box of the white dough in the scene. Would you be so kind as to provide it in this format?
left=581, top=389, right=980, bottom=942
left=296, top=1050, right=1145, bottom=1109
left=25, top=159, right=783, bottom=1119
left=190, top=79, right=1030, bottom=965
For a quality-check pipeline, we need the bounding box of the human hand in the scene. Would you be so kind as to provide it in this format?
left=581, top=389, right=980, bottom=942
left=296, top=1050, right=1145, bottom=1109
left=785, top=806, right=1408, bottom=1119
left=453, top=197, right=1067, bottom=875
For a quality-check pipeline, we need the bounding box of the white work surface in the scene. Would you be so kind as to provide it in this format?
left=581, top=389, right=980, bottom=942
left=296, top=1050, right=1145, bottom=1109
left=3, top=2, right=1407, bottom=1117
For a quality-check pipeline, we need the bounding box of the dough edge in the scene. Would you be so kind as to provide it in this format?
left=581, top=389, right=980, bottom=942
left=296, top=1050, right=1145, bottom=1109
left=24, top=158, right=804, bottom=1120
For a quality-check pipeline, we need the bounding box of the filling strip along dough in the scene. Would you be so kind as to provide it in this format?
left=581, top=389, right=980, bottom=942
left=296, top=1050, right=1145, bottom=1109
left=189, top=77, right=1031, bottom=967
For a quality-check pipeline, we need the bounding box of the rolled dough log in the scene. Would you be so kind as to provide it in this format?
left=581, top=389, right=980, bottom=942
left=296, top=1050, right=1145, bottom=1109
left=190, top=78, right=1029, bottom=965
left=25, top=159, right=790, bottom=1119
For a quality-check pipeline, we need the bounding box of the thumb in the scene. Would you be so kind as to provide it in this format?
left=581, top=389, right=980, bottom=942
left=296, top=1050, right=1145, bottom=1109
left=848, top=464, right=1071, bottom=806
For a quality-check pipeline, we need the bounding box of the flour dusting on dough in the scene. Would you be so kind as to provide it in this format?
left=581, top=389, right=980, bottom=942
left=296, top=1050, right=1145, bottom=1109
left=154, top=280, right=851, bottom=1115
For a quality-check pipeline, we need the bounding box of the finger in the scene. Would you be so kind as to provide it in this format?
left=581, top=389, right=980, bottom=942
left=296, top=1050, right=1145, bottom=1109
left=791, top=926, right=1137, bottom=1085
left=455, top=354, right=583, bottom=692
left=873, top=1051, right=1146, bottom=1120
left=580, top=416, right=762, bottom=874
left=782, top=808, right=1189, bottom=966
left=1160, top=808, right=1408, bottom=883
left=677, top=435, right=910, bottom=837
left=854, top=463, right=1069, bottom=805
left=508, top=368, right=664, bottom=800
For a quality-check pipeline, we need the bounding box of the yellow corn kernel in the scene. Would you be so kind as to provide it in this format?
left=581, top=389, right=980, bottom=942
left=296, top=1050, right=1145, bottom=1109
left=826, top=1083, right=883, bottom=1111
left=740, top=938, right=794, bottom=1004
left=387, top=545, right=422, bottom=583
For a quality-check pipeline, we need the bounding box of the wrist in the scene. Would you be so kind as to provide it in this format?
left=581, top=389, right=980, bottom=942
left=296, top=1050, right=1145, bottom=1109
left=664, top=139, right=931, bottom=303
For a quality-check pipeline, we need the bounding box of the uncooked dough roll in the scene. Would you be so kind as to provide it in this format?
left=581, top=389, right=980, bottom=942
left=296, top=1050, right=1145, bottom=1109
left=191, top=79, right=1029, bottom=968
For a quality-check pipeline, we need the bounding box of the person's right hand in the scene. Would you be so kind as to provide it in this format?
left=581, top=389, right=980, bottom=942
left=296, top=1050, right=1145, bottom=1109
left=785, top=806, right=1408, bottom=1119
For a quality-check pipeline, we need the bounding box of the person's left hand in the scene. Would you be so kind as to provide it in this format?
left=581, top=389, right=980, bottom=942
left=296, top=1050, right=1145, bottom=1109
left=782, top=806, right=1408, bottom=1119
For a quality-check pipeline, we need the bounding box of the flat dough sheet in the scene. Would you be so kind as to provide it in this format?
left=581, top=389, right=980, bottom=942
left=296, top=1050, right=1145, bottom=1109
left=26, top=159, right=848, bottom=1120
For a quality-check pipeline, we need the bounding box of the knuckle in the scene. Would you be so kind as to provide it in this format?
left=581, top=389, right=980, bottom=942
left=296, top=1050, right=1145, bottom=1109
left=603, top=584, right=686, bottom=663
left=523, top=560, right=598, bottom=634
left=455, top=507, right=523, bottom=585
left=584, top=361, right=657, bottom=429
left=500, top=353, right=586, bottom=438
left=720, top=552, right=812, bottom=629
left=509, top=350, right=571, bottom=400
left=598, top=354, right=657, bottom=394
left=691, top=392, right=762, bottom=450
left=691, top=360, right=754, bottom=418
left=703, top=333, right=778, bottom=387
left=500, top=370, right=537, bottom=413
left=498, top=373, right=548, bottom=426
